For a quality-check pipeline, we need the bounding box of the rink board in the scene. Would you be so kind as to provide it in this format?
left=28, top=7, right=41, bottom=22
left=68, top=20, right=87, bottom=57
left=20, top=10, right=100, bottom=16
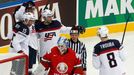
left=0, top=32, right=134, bottom=75
left=0, top=22, right=134, bottom=53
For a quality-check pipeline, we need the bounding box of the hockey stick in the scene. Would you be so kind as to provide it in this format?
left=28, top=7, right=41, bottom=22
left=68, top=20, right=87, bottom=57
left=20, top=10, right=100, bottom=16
left=44, top=0, right=51, bottom=9
left=38, top=0, right=51, bottom=20
left=121, top=15, right=130, bottom=45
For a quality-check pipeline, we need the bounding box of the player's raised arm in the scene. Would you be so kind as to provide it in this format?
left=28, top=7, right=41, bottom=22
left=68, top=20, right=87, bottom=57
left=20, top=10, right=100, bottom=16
left=60, top=25, right=85, bottom=34
left=14, top=1, right=35, bottom=22
left=59, top=24, right=71, bottom=33
left=14, top=6, right=26, bottom=22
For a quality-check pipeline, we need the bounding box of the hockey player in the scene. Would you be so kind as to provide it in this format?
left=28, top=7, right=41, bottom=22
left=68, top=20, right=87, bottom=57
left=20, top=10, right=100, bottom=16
left=13, top=1, right=39, bottom=74
left=35, top=9, right=85, bottom=57
left=35, top=9, right=71, bottom=57
left=68, top=26, right=87, bottom=75
left=9, top=12, right=35, bottom=75
left=41, top=37, right=83, bottom=75
left=92, top=26, right=126, bottom=75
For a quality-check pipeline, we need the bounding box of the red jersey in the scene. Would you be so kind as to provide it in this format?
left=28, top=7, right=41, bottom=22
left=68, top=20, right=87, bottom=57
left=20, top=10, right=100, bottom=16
left=41, top=46, right=83, bottom=75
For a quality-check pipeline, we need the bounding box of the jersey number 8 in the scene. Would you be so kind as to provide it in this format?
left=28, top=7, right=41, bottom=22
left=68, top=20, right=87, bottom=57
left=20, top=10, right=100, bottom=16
left=107, top=52, right=117, bottom=68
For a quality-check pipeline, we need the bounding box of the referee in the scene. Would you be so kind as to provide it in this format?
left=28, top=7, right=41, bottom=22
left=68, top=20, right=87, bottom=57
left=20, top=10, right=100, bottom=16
left=68, top=26, right=87, bottom=75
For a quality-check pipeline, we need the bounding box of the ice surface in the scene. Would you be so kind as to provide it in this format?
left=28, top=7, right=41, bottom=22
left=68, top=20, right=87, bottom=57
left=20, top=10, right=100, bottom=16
left=0, top=32, right=134, bottom=75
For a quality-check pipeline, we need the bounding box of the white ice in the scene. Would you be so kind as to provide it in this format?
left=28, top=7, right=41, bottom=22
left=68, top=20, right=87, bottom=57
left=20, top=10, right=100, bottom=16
left=0, top=31, right=134, bottom=75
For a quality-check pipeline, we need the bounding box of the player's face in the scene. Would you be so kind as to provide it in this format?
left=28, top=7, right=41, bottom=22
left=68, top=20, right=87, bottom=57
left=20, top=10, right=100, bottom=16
left=43, top=16, right=53, bottom=24
left=25, top=19, right=35, bottom=27
left=97, top=34, right=108, bottom=42
left=58, top=44, right=67, bottom=54
left=47, top=16, right=52, bottom=22
left=70, top=33, right=79, bottom=41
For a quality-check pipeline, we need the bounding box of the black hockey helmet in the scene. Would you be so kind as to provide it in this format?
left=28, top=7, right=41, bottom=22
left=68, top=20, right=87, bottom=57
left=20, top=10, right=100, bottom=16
left=70, top=26, right=86, bottom=35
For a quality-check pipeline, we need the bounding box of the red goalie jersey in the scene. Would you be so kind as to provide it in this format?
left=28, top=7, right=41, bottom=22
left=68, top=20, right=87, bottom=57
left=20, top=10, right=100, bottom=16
left=41, top=46, right=83, bottom=75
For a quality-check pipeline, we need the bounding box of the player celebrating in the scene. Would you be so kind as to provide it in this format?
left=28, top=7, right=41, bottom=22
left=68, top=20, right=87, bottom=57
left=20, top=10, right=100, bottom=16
left=13, top=1, right=39, bottom=74
left=35, top=9, right=71, bottom=57
left=9, top=12, right=35, bottom=75
left=92, top=26, right=126, bottom=75
left=68, top=26, right=87, bottom=75
left=35, top=9, right=85, bottom=57
left=41, top=37, right=83, bottom=75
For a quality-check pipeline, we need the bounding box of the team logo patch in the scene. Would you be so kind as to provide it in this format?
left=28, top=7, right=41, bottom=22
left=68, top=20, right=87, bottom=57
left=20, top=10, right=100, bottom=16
left=56, top=62, right=68, bottom=73
left=44, top=32, right=56, bottom=41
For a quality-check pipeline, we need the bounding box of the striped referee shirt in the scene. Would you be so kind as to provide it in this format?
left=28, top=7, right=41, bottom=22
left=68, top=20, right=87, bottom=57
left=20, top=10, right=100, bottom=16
left=68, top=39, right=87, bottom=71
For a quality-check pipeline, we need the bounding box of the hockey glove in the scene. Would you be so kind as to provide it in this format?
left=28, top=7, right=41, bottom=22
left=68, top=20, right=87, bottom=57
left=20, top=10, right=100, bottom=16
left=17, top=50, right=23, bottom=53
left=77, top=26, right=86, bottom=34
left=22, top=1, right=35, bottom=9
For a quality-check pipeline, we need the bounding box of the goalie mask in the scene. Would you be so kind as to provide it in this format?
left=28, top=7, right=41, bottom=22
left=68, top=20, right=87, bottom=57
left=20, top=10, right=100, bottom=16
left=57, top=37, right=69, bottom=54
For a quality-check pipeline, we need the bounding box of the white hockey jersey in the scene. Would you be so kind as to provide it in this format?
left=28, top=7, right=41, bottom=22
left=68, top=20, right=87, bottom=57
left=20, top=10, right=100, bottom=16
left=14, top=5, right=39, bottom=50
left=29, top=25, right=39, bottom=50
left=35, top=20, right=71, bottom=57
left=93, top=39, right=126, bottom=75
left=9, top=22, right=30, bottom=55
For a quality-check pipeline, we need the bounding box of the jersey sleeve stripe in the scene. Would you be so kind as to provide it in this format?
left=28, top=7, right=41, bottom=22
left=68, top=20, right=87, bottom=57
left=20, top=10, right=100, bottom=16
left=98, top=48, right=118, bottom=56
left=37, top=26, right=62, bottom=32
left=13, top=29, right=17, bottom=33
